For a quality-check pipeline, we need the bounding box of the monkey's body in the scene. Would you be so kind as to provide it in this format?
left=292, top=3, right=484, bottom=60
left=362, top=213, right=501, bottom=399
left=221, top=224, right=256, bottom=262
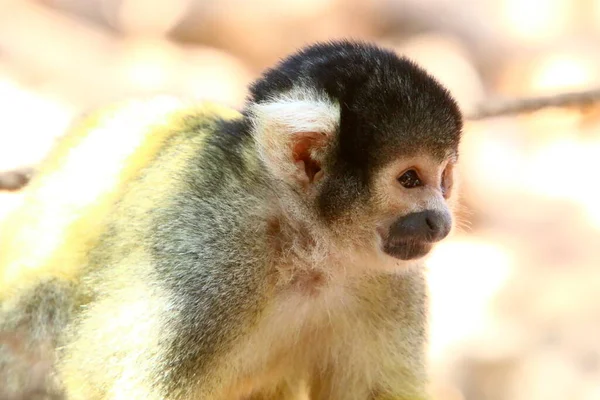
left=0, top=41, right=461, bottom=400
left=0, top=97, right=427, bottom=399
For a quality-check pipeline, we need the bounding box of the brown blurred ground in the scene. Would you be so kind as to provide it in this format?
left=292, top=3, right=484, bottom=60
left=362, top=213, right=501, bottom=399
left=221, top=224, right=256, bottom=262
left=1, top=1, right=600, bottom=399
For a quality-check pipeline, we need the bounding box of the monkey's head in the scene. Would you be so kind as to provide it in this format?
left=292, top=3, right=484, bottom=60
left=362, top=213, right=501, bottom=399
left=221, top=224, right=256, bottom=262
left=247, top=41, right=462, bottom=268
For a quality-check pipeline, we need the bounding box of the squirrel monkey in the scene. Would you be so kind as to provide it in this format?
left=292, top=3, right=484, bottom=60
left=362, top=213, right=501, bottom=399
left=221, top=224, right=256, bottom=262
left=0, top=41, right=462, bottom=400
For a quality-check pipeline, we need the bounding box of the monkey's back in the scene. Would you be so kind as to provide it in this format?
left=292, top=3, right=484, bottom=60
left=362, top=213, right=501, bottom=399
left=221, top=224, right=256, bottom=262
left=0, top=96, right=242, bottom=301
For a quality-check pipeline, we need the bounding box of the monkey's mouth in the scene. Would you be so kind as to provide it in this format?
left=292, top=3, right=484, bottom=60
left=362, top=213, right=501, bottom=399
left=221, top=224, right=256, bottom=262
left=381, top=239, right=432, bottom=261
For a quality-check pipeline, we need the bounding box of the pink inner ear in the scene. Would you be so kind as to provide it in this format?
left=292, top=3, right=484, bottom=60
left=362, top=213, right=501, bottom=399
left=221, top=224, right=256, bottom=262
left=292, top=133, right=325, bottom=183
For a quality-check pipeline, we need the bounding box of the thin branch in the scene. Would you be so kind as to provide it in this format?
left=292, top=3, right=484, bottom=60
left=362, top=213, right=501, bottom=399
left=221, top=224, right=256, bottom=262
left=466, top=87, right=600, bottom=120
left=0, top=167, right=34, bottom=191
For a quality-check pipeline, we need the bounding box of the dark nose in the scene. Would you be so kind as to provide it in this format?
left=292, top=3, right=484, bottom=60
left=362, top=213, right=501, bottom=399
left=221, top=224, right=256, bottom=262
left=389, top=210, right=452, bottom=242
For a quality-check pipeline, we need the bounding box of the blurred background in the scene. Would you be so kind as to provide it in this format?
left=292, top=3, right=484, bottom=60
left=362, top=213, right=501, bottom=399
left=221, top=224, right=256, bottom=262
left=0, top=0, right=600, bottom=399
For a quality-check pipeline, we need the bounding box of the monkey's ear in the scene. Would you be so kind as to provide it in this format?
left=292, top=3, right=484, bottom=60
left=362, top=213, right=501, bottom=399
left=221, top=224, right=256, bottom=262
left=251, top=95, right=339, bottom=187
left=290, top=132, right=327, bottom=185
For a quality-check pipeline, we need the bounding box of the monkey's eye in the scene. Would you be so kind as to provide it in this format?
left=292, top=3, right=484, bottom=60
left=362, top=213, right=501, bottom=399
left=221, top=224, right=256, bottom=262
left=398, top=169, right=422, bottom=189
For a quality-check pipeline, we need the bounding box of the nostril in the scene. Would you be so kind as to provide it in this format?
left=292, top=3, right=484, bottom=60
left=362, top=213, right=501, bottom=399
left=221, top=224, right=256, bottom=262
left=425, top=216, right=436, bottom=232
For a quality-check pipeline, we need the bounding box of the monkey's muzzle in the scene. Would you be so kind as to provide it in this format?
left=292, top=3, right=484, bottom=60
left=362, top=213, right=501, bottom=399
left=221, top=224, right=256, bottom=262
left=380, top=210, right=451, bottom=260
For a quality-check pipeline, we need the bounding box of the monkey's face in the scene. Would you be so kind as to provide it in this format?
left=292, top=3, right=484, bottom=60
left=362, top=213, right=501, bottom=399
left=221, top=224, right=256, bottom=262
left=249, top=41, right=462, bottom=267
left=309, top=150, right=458, bottom=266
left=370, top=155, right=456, bottom=261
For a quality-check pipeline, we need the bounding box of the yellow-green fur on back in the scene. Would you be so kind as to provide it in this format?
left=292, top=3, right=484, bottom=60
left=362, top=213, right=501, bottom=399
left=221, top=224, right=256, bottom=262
left=0, top=98, right=242, bottom=399
left=0, top=97, right=241, bottom=300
